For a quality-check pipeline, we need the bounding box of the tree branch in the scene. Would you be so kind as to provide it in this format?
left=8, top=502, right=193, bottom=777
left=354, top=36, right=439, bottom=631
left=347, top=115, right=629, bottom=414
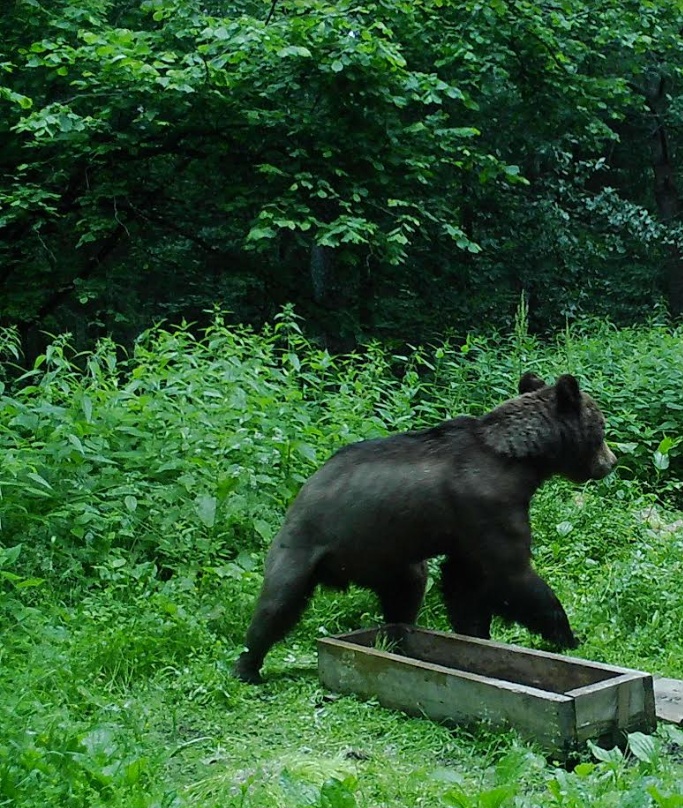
left=18, top=222, right=128, bottom=333
left=122, top=202, right=223, bottom=253
left=265, top=0, right=278, bottom=25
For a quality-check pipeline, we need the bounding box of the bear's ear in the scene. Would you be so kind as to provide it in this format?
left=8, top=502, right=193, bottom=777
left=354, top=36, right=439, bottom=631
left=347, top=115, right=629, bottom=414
left=518, top=372, right=546, bottom=395
left=555, top=374, right=581, bottom=413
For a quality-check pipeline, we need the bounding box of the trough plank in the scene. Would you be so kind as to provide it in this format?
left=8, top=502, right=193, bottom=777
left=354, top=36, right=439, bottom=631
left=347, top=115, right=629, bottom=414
left=398, top=627, right=614, bottom=693
left=338, top=625, right=648, bottom=694
left=569, top=674, right=655, bottom=742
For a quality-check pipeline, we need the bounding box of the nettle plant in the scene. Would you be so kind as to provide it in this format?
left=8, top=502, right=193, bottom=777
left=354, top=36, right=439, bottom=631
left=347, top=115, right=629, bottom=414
left=0, top=311, right=442, bottom=586
left=1, top=310, right=681, bottom=619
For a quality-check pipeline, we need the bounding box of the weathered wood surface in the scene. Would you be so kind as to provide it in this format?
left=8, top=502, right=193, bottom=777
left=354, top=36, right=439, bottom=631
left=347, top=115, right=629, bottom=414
left=385, top=626, right=619, bottom=692
left=318, top=639, right=577, bottom=754
left=569, top=674, right=655, bottom=742
left=317, top=625, right=656, bottom=757
left=654, top=677, right=683, bottom=724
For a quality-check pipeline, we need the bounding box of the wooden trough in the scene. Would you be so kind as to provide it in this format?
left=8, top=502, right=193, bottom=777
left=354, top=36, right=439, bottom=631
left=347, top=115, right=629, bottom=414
left=317, top=625, right=657, bottom=758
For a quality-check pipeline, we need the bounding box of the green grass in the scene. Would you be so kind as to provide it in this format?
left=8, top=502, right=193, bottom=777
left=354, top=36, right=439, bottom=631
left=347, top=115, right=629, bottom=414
left=3, top=308, right=683, bottom=806
left=4, top=549, right=683, bottom=808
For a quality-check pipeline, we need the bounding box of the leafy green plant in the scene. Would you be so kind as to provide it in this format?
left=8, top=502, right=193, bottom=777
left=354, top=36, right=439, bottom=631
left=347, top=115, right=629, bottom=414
left=2, top=315, right=683, bottom=808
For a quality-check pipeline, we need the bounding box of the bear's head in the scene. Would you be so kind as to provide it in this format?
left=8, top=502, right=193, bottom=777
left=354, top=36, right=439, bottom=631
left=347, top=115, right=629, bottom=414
left=482, top=373, right=617, bottom=483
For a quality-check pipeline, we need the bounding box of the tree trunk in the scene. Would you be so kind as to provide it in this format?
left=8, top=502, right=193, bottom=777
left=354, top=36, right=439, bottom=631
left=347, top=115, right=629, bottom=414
left=310, top=244, right=335, bottom=306
left=308, top=243, right=359, bottom=351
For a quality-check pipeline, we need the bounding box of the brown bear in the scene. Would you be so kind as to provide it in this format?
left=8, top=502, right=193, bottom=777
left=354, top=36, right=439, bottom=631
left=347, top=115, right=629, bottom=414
left=234, top=372, right=616, bottom=683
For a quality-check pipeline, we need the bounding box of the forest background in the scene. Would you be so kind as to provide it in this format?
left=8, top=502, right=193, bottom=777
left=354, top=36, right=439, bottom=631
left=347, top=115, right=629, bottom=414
left=2, top=0, right=683, bottom=352
left=4, top=2, right=683, bottom=807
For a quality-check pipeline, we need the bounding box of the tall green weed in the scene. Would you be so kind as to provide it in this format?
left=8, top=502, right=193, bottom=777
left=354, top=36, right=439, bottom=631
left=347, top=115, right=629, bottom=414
left=2, top=311, right=683, bottom=808
left=2, top=310, right=682, bottom=586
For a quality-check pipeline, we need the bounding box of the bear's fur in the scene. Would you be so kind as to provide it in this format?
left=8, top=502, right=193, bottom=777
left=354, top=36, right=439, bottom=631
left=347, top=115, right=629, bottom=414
left=234, top=372, right=616, bottom=683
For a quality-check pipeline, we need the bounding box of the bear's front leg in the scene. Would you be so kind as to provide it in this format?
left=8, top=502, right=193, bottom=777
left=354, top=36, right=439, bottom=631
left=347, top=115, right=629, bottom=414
left=494, top=566, right=579, bottom=650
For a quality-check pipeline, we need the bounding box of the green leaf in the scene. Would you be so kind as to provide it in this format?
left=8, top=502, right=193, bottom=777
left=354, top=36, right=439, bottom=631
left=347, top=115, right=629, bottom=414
left=82, top=394, right=93, bottom=423
left=648, top=785, right=683, bottom=807
left=254, top=519, right=273, bottom=542
left=235, top=551, right=256, bottom=571
left=320, top=777, right=357, bottom=808
left=285, top=352, right=301, bottom=371
left=441, top=789, right=471, bottom=808
left=277, top=46, right=312, bottom=59
left=0, top=544, right=22, bottom=567
left=653, top=451, right=669, bottom=471
left=79, top=726, right=118, bottom=758
left=657, top=436, right=679, bottom=454
left=587, top=740, right=623, bottom=763
left=627, top=731, right=656, bottom=763
left=246, top=225, right=276, bottom=242
left=613, top=442, right=638, bottom=454
left=196, top=494, right=217, bottom=528
left=295, top=442, right=317, bottom=463
left=480, top=787, right=515, bottom=808
left=26, top=472, right=52, bottom=490
left=68, top=434, right=85, bottom=454
left=124, top=756, right=149, bottom=785
left=15, top=577, right=45, bottom=589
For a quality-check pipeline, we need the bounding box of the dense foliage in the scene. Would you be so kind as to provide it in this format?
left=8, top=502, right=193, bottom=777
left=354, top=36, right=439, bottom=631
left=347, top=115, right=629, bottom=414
left=2, top=313, right=683, bottom=805
left=3, top=1, right=683, bottom=804
left=2, top=0, right=683, bottom=349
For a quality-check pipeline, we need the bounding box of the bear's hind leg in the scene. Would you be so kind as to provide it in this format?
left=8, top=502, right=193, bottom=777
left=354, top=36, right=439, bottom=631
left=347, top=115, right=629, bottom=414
left=373, top=562, right=428, bottom=624
left=234, top=549, right=318, bottom=684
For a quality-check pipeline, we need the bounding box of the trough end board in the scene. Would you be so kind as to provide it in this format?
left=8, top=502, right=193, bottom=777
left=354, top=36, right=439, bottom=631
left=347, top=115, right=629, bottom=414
left=318, top=638, right=577, bottom=755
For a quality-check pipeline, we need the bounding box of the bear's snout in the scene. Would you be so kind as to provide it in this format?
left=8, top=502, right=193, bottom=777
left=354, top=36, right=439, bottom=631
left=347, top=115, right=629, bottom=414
left=591, top=442, right=617, bottom=479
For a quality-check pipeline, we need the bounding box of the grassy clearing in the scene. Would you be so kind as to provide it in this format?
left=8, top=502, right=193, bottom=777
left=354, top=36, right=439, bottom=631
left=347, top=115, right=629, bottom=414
left=2, top=308, right=683, bottom=806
